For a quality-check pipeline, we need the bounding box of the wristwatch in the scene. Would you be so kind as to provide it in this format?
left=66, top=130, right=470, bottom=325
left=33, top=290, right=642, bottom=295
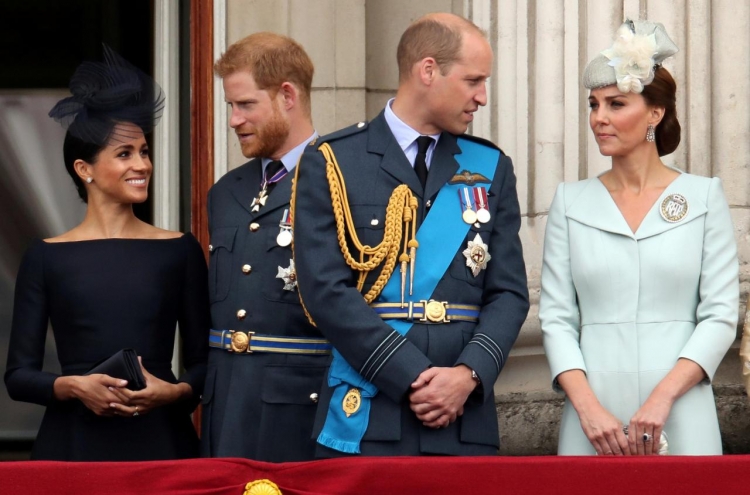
left=470, top=369, right=481, bottom=386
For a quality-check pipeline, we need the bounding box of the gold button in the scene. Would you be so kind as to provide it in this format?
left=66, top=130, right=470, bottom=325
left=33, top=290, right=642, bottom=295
left=242, top=264, right=252, bottom=274
left=236, top=309, right=247, bottom=320
left=309, top=393, right=319, bottom=403
left=208, top=244, right=214, bottom=252
left=249, top=222, right=260, bottom=232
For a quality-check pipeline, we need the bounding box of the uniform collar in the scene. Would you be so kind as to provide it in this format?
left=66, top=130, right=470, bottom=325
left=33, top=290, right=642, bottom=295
left=261, top=131, right=318, bottom=173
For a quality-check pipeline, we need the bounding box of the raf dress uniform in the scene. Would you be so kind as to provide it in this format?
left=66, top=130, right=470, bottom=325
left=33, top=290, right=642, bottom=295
left=540, top=172, right=739, bottom=454
left=201, top=135, right=332, bottom=462
left=293, top=109, right=530, bottom=456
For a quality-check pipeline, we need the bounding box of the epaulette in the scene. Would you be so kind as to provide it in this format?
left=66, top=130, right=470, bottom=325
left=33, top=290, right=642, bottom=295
left=461, top=133, right=506, bottom=156
left=312, top=120, right=369, bottom=146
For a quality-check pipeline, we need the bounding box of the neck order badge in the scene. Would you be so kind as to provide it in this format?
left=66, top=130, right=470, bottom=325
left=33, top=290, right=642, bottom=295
left=252, top=160, right=287, bottom=212
left=317, top=138, right=500, bottom=453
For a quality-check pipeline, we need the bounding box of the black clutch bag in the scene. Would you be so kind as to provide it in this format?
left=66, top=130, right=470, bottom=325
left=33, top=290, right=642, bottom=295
left=84, top=349, right=147, bottom=391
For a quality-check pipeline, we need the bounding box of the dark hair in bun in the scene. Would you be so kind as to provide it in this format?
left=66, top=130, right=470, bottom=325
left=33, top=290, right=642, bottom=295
left=641, top=66, right=681, bottom=156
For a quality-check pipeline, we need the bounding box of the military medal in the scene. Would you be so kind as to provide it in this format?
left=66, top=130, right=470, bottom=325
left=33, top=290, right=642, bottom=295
left=276, top=209, right=293, bottom=247
left=343, top=388, right=361, bottom=417
left=276, top=259, right=297, bottom=291
left=474, top=187, right=491, bottom=224
left=459, top=187, right=478, bottom=224
left=251, top=162, right=289, bottom=212
left=462, top=233, right=491, bottom=277
left=660, top=193, right=688, bottom=223
left=250, top=189, right=268, bottom=212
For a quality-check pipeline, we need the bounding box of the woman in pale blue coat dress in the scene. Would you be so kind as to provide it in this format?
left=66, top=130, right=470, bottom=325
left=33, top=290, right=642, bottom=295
left=540, top=20, right=739, bottom=456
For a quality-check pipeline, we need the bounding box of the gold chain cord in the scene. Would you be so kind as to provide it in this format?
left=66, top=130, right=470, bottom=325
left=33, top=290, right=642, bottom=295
left=291, top=143, right=418, bottom=325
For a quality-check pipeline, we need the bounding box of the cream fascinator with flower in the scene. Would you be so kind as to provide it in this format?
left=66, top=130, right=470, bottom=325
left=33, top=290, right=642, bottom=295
left=583, top=20, right=678, bottom=93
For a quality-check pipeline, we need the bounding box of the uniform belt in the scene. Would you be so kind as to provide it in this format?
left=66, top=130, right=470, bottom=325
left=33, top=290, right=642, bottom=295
left=209, top=329, right=332, bottom=355
left=369, top=300, right=480, bottom=324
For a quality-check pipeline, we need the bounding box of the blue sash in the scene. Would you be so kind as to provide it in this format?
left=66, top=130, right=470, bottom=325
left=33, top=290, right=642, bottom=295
left=317, top=138, right=500, bottom=453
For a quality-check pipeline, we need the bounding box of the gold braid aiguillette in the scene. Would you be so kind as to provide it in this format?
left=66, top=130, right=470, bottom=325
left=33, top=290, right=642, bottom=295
left=317, top=142, right=419, bottom=306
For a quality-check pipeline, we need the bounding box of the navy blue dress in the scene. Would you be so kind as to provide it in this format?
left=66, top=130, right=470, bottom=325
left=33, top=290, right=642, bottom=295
left=4, top=234, right=209, bottom=461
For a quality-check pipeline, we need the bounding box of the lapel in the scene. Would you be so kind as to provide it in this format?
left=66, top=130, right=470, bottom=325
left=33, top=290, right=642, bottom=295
left=367, top=112, right=423, bottom=197
left=566, top=173, right=708, bottom=240
left=228, top=158, right=263, bottom=216
left=566, top=179, right=634, bottom=238
left=424, top=133, right=461, bottom=201
left=634, top=173, right=708, bottom=240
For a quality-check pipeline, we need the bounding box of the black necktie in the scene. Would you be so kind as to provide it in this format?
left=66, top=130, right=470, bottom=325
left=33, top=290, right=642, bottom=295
left=414, top=136, right=433, bottom=189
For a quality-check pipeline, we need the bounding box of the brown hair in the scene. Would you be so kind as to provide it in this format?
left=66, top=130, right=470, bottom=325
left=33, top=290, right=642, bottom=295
left=396, top=16, right=485, bottom=82
left=642, top=67, right=681, bottom=156
left=214, top=32, right=314, bottom=115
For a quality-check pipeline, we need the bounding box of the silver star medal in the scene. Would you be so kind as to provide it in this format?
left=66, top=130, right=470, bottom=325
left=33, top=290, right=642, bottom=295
left=276, top=259, right=297, bottom=291
left=462, top=233, right=491, bottom=277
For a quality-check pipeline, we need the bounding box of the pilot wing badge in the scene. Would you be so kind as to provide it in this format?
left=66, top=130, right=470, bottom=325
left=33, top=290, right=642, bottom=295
left=449, top=169, right=491, bottom=186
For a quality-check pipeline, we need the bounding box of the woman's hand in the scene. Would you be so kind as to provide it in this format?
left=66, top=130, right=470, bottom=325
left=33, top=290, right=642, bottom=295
left=628, top=358, right=706, bottom=455
left=577, top=402, right=630, bottom=456
left=555, top=369, right=629, bottom=455
left=53, top=374, right=129, bottom=416
left=627, top=393, right=672, bottom=455
left=107, top=357, right=192, bottom=417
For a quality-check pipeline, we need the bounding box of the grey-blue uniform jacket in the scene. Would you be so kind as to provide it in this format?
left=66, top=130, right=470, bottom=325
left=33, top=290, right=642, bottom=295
left=201, top=158, right=330, bottom=462
left=293, top=112, right=530, bottom=456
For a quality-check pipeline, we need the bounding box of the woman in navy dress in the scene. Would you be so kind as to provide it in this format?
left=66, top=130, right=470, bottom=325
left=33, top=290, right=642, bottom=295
left=4, top=47, right=209, bottom=461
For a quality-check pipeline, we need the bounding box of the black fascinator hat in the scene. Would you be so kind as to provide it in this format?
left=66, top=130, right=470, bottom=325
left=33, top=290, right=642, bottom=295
left=49, top=45, right=165, bottom=145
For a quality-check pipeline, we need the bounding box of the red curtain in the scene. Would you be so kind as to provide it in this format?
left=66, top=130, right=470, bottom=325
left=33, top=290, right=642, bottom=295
left=2, top=455, right=747, bottom=495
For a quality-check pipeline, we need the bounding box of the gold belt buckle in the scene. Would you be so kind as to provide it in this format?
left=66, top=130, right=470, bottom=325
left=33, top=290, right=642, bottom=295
left=419, top=300, right=449, bottom=323
left=230, top=331, right=254, bottom=353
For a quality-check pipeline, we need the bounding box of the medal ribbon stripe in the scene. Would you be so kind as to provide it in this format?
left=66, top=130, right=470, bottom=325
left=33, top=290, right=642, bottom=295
left=317, top=138, right=500, bottom=453
left=263, top=166, right=289, bottom=187
left=280, top=209, right=292, bottom=226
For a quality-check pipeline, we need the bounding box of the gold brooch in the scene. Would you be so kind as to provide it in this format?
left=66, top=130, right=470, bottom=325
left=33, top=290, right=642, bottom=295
left=462, top=234, right=491, bottom=277
left=660, top=193, right=688, bottom=223
left=343, top=388, right=361, bottom=417
left=244, top=479, right=282, bottom=495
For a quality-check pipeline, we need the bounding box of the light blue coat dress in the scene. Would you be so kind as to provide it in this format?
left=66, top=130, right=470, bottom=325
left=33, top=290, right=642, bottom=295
left=540, top=172, right=739, bottom=455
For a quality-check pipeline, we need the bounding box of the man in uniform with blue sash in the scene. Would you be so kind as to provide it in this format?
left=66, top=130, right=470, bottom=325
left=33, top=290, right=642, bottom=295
left=293, top=13, right=529, bottom=456
left=201, top=33, right=331, bottom=462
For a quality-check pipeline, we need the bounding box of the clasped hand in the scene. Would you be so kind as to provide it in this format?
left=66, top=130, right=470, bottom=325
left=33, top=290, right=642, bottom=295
left=408, top=365, right=476, bottom=429
left=580, top=397, right=671, bottom=456
left=76, top=357, right=188, bottom=417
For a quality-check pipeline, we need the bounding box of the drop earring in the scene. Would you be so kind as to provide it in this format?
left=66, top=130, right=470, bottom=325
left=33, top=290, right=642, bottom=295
left=646, top=124, right=655, bottom=143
